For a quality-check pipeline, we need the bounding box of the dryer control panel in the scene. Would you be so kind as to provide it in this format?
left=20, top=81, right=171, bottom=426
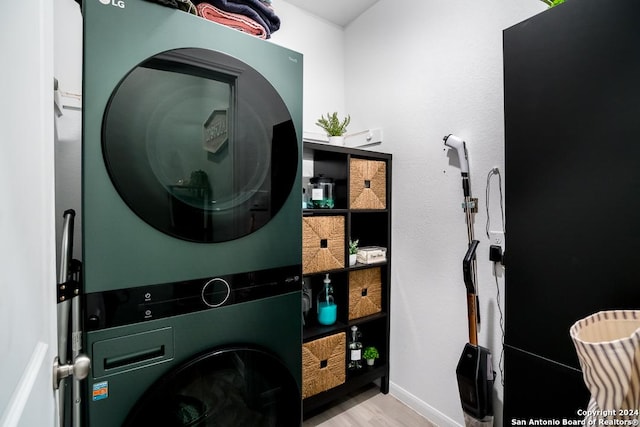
left=85, top=265, right=301, bottom=330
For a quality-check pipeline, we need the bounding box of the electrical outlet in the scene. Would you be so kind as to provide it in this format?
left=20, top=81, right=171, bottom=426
left=489, top=231, right=505, bottom=249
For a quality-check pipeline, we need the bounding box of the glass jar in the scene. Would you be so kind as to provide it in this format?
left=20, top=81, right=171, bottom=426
left=308, top=175, right=335, bottom=209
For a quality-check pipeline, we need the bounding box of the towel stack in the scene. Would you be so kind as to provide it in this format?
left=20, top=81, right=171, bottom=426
left=145, top=0, right=198, bottom=15
left=195, top=0, right=280, bottom=39
left=144, top=0, right=280, bottom=39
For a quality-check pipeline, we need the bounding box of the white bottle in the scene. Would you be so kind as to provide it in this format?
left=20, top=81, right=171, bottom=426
left=348, top=325, right=363, bottom=370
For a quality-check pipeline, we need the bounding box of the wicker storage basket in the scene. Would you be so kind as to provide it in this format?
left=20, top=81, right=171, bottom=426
left=349, top=158, right=387, bottom=209
left=348, top=267, right=382, bottom=320
left=302, top=332, right=346, bottom=398
left=302, top=215, right=345, bottom=274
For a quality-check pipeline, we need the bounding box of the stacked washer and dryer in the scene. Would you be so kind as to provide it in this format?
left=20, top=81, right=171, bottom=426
left=78, top=1, right=303, bottom=425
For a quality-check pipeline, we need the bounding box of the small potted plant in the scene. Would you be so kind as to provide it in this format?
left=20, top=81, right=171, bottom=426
left=316, top=112, right=351, bottom=145
left=363, top=346, right=379, bottom=366
left=349, top=239, right=359, bottom=266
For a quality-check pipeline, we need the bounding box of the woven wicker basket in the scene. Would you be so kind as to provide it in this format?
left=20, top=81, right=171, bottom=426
left=302, top=216, right=345, bottom=274
left=302, top=332, right=346, bottom=398
left=348, top=267, right=382, bottom=320
left=349, top=158, right=386, bottom=209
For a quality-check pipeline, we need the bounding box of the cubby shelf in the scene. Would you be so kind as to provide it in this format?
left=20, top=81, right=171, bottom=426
left=301, top=141, right=392, bottom=418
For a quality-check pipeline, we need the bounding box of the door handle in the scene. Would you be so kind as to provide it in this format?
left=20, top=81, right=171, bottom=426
left=53, top=354, right=90, bottom=390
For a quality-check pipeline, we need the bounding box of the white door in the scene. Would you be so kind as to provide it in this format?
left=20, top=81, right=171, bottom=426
left=0, top=0, right=58, bottom=426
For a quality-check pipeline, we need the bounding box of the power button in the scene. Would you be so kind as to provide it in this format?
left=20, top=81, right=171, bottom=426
left=201, top=278, right=230, bottom=308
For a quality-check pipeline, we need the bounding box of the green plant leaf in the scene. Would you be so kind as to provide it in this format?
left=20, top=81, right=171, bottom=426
left=349, top=239, right=359, bottom=255
left=544, top=0, right=565, bottom=7
left=315, top=112, right=351, bottom=136
left=363, top=346, right=379, bottom=359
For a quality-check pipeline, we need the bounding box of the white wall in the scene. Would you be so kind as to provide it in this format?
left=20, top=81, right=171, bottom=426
left=344, top=1, right=545, bottom=425
left=270, top=2, right=347, bottom=134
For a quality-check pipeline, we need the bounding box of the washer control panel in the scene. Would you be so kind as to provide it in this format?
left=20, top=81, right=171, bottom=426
left=85, top=265, right=301, bottom=330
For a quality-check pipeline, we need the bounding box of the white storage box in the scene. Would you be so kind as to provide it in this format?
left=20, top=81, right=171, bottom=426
left=356, top=246, right=387, bottom=264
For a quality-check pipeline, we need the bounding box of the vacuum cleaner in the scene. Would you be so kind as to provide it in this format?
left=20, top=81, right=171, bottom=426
left=443, top=134, right=495, bottom=424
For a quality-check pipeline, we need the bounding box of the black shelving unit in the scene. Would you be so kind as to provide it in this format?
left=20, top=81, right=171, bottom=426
left=301, top=141, right=392, bottom=417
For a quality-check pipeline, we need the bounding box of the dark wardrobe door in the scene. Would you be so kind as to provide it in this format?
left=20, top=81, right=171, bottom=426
left=503, top=0, right=640, bottom=421
left=123, top=347, right=301, bottom=427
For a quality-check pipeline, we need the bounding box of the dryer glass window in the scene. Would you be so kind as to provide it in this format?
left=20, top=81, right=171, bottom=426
left=103, top=48, right=298, bottom=243
left=123, top=348, right=301, bottom=426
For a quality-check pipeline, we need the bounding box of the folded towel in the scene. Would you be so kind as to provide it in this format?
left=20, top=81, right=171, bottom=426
left=145, top=0, right=198, bottom=15
left=147, top=0, right=198, bottom=15
left=177, top=0, right=198, bottom=14
left=197, top=3, right=268, bottom=39
left=194, top=0, right=279, bottom=34
left=227, top=0, right=280, bottom=32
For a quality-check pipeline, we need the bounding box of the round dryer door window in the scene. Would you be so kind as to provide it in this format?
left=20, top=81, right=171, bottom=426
left=103, top=48, right=298, bottom=243
left=123, top=347, right=301, bottom=426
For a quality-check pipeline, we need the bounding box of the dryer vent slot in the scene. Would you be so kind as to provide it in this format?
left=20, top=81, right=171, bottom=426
left=104, top=346, right=165, bottom=370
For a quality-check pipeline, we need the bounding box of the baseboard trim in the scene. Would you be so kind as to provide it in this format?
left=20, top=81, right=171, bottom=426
left=389, top=381, right=462, bottom=427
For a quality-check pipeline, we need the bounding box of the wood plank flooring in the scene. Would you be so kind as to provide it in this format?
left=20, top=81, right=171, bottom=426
left=303, top=385, right=437, bottom=427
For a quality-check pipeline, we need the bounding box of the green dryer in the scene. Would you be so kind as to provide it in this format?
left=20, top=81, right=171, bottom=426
left=81, top=0, right=303, bottom=425
left=82, top=0, right=302, bottom=292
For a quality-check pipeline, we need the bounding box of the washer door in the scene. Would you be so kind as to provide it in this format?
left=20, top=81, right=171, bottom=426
left=123, top=347, right=301, bottom=427
left=103, top=48, right=298, bottom=243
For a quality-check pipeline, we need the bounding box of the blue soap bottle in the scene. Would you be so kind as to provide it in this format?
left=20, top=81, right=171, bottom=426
left=317, top=274, right=337, bottom=325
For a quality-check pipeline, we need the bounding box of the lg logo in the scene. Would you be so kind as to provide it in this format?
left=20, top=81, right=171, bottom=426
left=99, top=0, right=125, bottom=8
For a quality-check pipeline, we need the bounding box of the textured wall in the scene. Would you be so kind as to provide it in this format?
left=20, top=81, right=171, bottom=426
left=343, top=1, right=545, bottom=425
left=271, top=2, right=347, bottom=134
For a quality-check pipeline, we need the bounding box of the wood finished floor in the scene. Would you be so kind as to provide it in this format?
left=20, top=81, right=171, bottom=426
left=303, top=385, right=437, bottom=427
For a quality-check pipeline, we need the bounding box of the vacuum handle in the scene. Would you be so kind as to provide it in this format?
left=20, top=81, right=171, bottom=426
left=463, top=240, right=480, bottom=346
left=443, top=134, right=469, bottom=175
left=463, top=240, right=479, bottom=294
left=467, top=294, right=478, bottom=346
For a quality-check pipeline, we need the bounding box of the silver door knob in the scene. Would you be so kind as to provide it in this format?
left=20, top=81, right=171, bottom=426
left=53, top=354, right=90, bottom=390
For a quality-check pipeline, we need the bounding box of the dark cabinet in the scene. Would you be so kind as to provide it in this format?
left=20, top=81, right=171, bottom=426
left=503, top=0, right=640, bottom=421
left=301, top=142, right=392, bottom=417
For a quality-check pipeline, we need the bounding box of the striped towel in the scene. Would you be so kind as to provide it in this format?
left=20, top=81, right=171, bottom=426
left=197, top=3, right=268, bottom=39
left=570, top=310, right=640, bottom=425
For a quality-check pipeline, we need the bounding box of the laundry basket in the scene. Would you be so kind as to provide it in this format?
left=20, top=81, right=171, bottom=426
left=570, top=310, right=640, bottom=425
